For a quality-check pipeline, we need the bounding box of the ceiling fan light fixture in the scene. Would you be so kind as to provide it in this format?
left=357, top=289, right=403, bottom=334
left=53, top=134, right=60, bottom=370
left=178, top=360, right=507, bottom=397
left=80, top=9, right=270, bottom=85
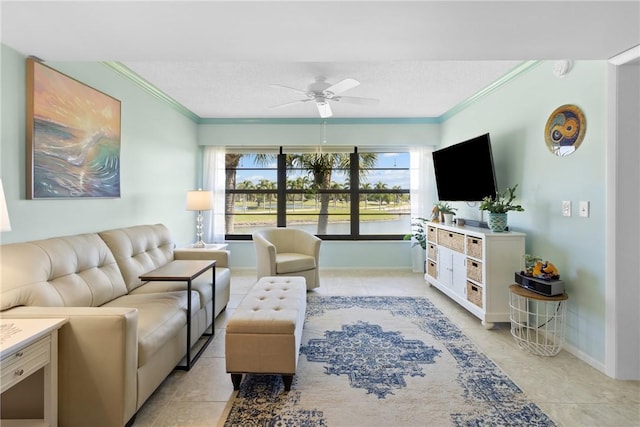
left=317, top=100, right=332, bottom=118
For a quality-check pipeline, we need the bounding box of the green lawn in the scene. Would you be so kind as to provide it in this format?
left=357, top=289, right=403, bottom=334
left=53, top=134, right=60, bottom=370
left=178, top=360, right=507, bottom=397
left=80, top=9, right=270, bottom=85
left=230, top=201, right=409, bottom=224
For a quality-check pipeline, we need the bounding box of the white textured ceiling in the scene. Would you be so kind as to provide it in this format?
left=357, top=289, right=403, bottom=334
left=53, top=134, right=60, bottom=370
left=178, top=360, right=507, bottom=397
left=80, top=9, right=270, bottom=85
left=2, top=1, right=638, bottom=118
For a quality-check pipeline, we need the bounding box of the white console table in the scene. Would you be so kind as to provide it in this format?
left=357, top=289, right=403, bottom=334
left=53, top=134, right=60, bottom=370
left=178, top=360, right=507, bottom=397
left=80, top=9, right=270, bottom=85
left=425, top=222, right=525, bottom=328
left=1, top=318, right=68, bottom=427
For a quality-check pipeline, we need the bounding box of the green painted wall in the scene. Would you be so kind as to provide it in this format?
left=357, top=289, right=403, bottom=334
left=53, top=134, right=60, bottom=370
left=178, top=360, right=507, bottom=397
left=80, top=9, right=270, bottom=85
left=198, top=121, right=441, bottom=147
left=0, top=45, right=201, bottom=246
left=440, top=60, right=608, bottom=365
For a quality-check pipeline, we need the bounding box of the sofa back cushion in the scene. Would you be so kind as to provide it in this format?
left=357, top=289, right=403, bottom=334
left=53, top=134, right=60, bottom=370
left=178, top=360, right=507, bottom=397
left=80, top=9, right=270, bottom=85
left=99, top=224, right=174, bottom=292
left=0, top=233, right=128, bottom=310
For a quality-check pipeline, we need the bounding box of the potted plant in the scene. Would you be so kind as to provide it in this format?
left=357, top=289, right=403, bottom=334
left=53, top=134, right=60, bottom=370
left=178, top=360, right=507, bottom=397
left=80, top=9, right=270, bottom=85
left=435, top=202, right=457, bottom=225
left=404, top=217, right=429, bottom=272
left=478, top=185, right=525, bottom=232
left=404, top=217, right=428, bottom=250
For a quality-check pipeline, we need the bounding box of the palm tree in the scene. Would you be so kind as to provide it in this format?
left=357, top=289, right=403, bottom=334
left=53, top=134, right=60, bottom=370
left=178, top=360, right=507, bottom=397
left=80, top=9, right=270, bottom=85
left=392, top=185, right=401, bottom=207
left=225, top=154, right=243, bottom=234
left=287, top=153, right=377, bottom=234
left=256, top=179, right=275, bottom=210
left=289, top=176, right=311, bottom=211
left=237, top=180, right=254, bottom=212
left=361, top=182, right=372, bottom=209
left=330, top=181, right=343, bottom=207
left=374, top=181, right=388, bottom=210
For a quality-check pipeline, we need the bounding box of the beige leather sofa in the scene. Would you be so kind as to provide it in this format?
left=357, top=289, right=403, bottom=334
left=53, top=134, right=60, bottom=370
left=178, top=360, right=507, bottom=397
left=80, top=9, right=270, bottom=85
left=0, top=224, right=230, bottom=427
left=252, top=228, right=321, bottom=290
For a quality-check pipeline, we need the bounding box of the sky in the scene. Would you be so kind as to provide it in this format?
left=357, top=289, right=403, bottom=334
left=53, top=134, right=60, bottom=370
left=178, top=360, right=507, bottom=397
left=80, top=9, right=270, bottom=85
left=234, top=152, right=410, bottom=189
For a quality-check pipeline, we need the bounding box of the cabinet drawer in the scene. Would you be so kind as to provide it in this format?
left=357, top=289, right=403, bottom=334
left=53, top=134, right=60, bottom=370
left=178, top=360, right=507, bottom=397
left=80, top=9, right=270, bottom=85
left=437, top=229, right=465, bottom=252
left=427, top=226, right=437, bottom=243
left=1, top=336, right=50, bottom=393
left=466, top=236, right=483, bottom=259
left=466, top=281, right=483, bottom=308
left=466, top=258, right=483, bottom=283
left=427, top=243, right=437, bottom=261
left=427, top=261, right=437, bottom=279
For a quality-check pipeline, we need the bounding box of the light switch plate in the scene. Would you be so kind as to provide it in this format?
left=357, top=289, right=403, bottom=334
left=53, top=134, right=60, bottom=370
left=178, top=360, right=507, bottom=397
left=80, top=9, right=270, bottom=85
left=579, top=201, right=590, bottom=218
left=562, top=201, right=571, bottom=217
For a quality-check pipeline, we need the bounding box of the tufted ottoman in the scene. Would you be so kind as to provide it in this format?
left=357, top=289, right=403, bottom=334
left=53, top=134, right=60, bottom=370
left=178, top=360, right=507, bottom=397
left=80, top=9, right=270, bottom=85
left=225, top=276, right=307, bottom=391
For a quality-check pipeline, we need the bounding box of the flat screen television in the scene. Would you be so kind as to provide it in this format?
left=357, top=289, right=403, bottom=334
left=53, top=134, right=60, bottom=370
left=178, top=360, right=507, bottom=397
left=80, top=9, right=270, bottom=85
left=432, top=133, right=498, bottom=201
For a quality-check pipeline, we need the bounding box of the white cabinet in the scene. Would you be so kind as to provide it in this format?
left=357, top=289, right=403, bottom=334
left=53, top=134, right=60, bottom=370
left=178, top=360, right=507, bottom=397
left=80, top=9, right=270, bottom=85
left=438, top=246, right=467, bottom=296
left=424, top=222, right=525, bottom=329
left=1, top=318, right=68, bottom=427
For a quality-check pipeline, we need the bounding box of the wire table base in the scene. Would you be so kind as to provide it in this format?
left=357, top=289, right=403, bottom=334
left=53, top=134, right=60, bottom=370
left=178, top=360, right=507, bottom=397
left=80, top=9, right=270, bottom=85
left=509, top=284, right=568, bottom=356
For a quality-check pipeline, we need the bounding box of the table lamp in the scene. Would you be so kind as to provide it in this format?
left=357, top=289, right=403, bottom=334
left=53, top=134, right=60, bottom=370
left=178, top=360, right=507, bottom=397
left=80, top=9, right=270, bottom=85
left=0, top=179, right=11, bottom=232
left=186, top=189, right=213, bottom=248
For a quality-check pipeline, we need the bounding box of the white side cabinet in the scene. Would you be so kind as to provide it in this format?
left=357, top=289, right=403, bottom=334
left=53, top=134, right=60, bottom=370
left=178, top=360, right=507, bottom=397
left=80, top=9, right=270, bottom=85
left=1, top=318, right=68, bottom=427
left=425, top=222, right=525, bottom=329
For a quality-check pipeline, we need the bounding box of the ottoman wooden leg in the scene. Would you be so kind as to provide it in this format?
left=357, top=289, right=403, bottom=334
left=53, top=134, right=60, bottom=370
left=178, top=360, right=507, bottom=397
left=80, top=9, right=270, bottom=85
left=282, top=375, right=293, bottom=391
left=231, top=373, right=243, bottom=390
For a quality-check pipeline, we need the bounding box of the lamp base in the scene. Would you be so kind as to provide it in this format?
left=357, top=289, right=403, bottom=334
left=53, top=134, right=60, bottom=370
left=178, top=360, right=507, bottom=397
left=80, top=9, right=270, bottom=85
left=193, top=211, right=206, bottom=248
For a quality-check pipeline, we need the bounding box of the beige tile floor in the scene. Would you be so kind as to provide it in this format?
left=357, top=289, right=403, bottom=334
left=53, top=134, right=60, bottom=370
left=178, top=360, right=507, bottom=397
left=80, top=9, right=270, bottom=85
left=131, top=269, right=640, bottom=427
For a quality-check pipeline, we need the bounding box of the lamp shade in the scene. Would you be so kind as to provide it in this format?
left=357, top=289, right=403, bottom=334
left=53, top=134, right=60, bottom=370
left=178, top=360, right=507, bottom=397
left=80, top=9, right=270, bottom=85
left=186, top=190, right=213, bottom=211
left=0, top=179, right=11, bottom=232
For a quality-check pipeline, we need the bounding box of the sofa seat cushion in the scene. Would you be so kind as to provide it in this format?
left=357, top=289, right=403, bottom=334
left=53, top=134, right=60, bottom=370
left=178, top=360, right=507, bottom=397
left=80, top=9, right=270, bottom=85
left=130, top=275, right=212, bottom=310
left=276, top=253, right=316, bottom=274
left=104, top=291, right=199, bottom=366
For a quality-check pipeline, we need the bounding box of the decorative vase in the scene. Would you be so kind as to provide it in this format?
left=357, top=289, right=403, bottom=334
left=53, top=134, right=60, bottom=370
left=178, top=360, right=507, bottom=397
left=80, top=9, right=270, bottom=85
left=488, top=212, right=508, bottom=232
left=443, top=213, right=454, bottom=226
left=411, top=244, right=426, bottom=273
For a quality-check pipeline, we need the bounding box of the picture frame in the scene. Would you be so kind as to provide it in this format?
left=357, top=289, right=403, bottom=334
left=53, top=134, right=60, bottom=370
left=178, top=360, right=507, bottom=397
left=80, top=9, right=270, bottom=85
left=26, top=57, right=122, bottom=199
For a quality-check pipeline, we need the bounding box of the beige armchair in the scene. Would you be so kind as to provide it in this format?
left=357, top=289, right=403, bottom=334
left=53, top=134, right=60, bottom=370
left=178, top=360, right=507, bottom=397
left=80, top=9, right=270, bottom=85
left=252, top=228, right=322, bottom=290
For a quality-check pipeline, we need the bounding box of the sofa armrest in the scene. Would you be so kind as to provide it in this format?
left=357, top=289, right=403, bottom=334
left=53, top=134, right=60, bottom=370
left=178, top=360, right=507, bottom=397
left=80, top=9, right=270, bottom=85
left=174, top=248, right=229, bottom=268
left=2, top=306, right=139, bottom=427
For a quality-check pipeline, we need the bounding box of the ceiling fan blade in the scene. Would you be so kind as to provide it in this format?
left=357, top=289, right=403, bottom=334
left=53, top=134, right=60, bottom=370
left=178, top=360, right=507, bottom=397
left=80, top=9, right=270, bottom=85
left=269, top=83, right=308, bottom=94
left=316, top=101, right=332, bottom=118
left=325, top=78, right=360, bottom=95
left=268, top=99, right=310, bottom=109
left=336, top=96, right=380, bottom=105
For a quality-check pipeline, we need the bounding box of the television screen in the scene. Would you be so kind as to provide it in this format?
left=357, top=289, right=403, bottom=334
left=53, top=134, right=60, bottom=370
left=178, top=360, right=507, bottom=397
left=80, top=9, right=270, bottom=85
left=432, top=133, right=498, bottom=201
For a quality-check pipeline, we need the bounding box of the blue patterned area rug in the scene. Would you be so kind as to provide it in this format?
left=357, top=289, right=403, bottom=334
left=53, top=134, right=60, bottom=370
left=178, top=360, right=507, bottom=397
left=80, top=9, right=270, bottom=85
left=221, top=296, right=555, bottom=427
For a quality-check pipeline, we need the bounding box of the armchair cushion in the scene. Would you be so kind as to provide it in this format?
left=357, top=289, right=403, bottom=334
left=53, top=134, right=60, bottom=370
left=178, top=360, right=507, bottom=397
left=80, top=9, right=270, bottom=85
left=276, top=253, right=316, bottom=274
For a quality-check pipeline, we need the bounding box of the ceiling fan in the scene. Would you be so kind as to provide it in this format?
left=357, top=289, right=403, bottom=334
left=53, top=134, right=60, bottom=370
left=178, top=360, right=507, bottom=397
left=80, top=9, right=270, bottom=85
left=268, top=77, right=379, bottom=118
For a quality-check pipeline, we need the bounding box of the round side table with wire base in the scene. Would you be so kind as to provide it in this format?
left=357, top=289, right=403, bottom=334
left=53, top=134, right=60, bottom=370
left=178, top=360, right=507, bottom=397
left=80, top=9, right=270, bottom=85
left=509, top=284, right=568, bottom=356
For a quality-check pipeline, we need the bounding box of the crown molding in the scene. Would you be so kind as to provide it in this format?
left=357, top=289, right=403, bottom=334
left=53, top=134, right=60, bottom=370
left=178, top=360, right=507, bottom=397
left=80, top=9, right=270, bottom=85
left=439, top=60, right=541, bottom=122
left=102, top=62, right=200, bottom=122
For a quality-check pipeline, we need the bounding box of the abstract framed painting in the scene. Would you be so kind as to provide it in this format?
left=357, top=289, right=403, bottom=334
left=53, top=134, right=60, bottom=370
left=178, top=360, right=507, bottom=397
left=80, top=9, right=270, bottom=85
left=26, top=57, right=121, bottom=199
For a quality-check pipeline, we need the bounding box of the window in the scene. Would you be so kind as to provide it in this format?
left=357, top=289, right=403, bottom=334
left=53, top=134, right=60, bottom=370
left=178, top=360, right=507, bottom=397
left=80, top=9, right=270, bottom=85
left=225, top=148, right=410, bottom=240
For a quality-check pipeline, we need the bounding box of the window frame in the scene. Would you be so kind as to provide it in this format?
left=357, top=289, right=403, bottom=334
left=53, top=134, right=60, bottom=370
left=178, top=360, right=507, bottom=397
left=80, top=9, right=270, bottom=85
left=225, top=147, right=410, bottom=241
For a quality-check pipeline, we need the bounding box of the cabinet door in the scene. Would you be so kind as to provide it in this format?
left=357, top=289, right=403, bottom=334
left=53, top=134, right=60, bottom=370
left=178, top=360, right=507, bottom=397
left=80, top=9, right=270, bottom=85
left=451, top=251, right=467, bottom=297
left=437, top=246, right=453, bottom=287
